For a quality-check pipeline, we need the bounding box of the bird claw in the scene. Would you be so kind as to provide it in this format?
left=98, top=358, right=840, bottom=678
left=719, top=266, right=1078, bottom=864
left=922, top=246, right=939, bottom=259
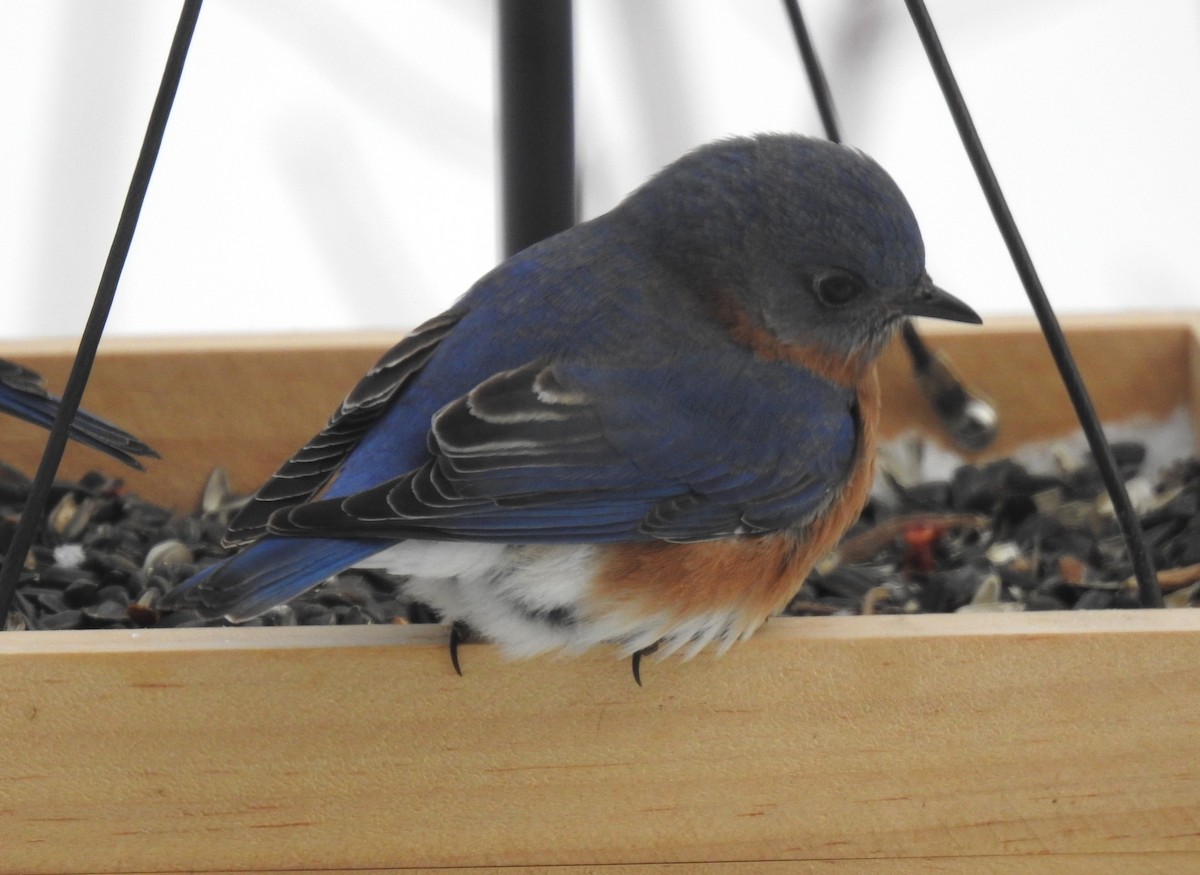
left=449, top=621, right=472, bottom=677
left=631, top=641, right=661, bottom=687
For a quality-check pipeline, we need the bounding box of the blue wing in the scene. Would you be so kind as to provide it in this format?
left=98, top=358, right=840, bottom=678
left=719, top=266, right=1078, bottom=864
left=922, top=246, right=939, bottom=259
left=270, top=350, right=860, bottom=544
left=220, top=312, right=462, bottom=547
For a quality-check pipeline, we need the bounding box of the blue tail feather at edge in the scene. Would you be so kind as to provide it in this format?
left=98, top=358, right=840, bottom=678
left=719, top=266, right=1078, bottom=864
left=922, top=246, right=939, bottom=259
left=169, top=537, right=389, bottom=621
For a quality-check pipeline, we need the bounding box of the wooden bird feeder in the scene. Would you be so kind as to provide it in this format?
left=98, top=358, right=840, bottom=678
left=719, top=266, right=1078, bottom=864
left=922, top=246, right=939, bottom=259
left=2, top=313, right=1199, bottom=874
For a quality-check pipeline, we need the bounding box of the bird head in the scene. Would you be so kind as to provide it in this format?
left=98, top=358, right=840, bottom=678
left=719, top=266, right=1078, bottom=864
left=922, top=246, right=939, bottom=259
left=621, top=134, right=980, bottom=364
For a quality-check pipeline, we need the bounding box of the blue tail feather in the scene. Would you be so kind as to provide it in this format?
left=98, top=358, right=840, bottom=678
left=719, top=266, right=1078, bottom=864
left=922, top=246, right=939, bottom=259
left=166, top=537, right=390, bottom=622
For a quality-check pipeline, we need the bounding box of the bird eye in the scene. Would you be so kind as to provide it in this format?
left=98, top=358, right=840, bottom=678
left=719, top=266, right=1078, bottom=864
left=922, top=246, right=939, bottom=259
left=812, top=270, right=864, bottom=308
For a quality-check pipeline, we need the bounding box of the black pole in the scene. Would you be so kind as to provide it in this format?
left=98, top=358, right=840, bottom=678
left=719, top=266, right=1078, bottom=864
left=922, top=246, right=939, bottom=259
left=498, top=0, right=576, bottom=257
left=0, top=0, right=203, bottom=623
left=902, top=0, right=1162, bottom=608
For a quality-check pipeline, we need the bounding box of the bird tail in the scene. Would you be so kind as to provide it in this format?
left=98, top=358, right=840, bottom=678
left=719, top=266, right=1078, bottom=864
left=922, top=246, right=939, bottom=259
left=163, top=536, right=389, bottom=622
left=0, top=385, right=158, bottom=470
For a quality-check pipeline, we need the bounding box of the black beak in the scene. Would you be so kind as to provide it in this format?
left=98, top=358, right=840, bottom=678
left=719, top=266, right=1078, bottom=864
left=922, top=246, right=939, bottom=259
left=899, top=277, right=982, bottom=325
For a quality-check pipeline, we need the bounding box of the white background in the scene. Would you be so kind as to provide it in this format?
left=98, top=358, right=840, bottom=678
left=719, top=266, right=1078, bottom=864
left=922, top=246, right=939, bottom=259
left=2, top=0, right=1198, bottom=341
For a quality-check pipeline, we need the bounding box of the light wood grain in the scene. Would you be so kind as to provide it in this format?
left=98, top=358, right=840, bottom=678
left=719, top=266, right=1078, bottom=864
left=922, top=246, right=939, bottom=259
left=114, top=854, right=1200, bottom=874
left=4, top=612, right=1200, bottom=874
left=0, top=332, right=398, bottom=510
left=877, top=313, right=1198, bottom=456
left=54, top=856, right=1200, bottom=875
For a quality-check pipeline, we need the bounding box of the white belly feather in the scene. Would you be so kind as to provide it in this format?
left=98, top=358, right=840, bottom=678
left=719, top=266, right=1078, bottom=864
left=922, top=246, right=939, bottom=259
left=352, top=541, right=749, bottom=659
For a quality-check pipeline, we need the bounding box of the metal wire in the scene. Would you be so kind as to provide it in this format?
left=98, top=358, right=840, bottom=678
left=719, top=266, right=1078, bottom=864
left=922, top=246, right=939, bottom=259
left=0, top=0, right=204, bottom=623
left=902, top=0, right=1162, bottom=608
left=780, top=0, right=842, bottom=143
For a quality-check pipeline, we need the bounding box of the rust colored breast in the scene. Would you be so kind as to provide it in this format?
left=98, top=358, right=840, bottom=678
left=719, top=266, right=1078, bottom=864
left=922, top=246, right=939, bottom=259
left=591, top=366, right=882, bottom=641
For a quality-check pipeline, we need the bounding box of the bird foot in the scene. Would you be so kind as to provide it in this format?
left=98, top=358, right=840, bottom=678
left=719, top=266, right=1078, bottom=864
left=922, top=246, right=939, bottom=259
left=631, top=641, right=661, bottom=687
left=448, top=621, right=474, bottom=677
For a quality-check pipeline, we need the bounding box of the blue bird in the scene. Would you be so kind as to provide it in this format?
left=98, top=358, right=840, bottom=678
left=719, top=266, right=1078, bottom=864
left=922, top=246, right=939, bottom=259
left=1, top=358, right=157, bottom=470
left=164, top=134, right=980, bottom=662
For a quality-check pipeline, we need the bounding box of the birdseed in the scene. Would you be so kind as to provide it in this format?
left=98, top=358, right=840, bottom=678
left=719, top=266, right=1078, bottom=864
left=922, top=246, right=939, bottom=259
left=1, top=442, right=1197, bottom=632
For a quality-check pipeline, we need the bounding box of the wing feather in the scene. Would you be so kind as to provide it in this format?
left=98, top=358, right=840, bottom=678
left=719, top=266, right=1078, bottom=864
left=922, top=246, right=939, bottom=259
left=222, top=311, right=461, bottom=547
left=266, top=354, right=860, bottom=545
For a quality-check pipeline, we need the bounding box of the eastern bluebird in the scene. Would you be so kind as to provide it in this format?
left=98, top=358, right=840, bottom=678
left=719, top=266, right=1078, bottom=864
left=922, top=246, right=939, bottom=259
left=0, top=358, right=157, bottom=470
left=164, top=134, right=980, bottom=671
